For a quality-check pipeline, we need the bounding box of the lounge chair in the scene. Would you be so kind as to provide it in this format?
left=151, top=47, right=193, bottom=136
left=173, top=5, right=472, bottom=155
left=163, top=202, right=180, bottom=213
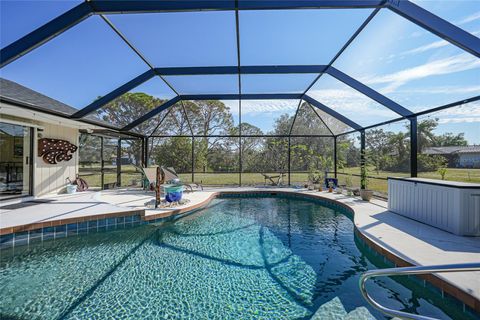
left=135, top=166, right=162, bottom=207
left=133, top=165, right=157, bottom=190
left=261, top=173, right=286, bottom=186
left=135, top=165, right=203, bottom=192
left=161, top=166, right=203, bottom=191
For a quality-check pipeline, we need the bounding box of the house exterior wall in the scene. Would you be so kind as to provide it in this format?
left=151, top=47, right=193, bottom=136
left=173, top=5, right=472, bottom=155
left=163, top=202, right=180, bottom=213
left=34, top=123, right=79, bottom=196
left=1, top=102, right=92, bottom=198
left=458, top=153, right=480, bottom=168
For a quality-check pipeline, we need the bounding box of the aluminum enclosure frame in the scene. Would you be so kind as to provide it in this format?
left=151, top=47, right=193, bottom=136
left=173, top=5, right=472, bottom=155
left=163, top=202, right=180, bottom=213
left=1, top=0, right=479, bottom=186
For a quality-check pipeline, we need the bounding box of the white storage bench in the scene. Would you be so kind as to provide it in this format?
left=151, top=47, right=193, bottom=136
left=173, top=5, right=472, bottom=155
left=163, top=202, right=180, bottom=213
left=388, top=177, right=480, bottom=236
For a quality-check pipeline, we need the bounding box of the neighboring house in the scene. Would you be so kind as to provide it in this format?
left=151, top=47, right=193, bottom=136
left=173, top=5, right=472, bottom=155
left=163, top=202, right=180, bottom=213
left=423, top=146, right=480, bottom=168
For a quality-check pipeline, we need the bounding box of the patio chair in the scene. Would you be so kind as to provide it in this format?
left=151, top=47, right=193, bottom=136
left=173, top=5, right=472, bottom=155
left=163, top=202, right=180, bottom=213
left=161, top=166, right=203, bottom=191
left=133, top=165, right=155, bottom=190
left=135, top=166, right=162, bottom=207
left=261, top=173, right=286, bottom=186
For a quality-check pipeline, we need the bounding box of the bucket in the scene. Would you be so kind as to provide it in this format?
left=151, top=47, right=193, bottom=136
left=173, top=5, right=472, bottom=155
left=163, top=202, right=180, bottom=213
left=163, top=185, right=183, bottom=203
left=66, top=184, right=77, bottom=194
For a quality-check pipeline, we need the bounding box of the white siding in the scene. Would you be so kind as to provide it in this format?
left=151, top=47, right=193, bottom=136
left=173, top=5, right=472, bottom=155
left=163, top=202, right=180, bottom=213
left=388, top=178, right=480, bottom=236
left=458, top=153, right=480, bottom=168
left=34, top=123, right=79, bottom=196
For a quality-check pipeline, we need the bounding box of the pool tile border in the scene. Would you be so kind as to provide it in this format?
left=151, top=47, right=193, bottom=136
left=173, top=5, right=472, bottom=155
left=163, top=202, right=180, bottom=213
left=0, top=209, right=145, bottom=236
left=0, top=189, right=478, bottom=315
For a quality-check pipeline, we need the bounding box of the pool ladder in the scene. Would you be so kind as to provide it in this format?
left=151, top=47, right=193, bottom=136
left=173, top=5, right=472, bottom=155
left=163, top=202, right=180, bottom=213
left=359, top=262, right=480, bottom=320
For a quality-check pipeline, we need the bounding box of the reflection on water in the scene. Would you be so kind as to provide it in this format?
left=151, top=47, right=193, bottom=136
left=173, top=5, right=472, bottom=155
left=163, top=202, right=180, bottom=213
left=0, top=197, right=461, bottom=319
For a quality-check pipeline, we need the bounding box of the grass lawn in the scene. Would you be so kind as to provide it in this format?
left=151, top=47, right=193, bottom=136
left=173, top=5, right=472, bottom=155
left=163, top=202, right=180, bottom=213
left=79, top=164, right=480, bottom=197
left=335, top=167, right=480, bottom=196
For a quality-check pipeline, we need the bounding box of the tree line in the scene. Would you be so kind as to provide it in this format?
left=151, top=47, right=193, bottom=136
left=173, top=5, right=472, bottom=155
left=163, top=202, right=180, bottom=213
left=81, top=92, right=467, bottom=175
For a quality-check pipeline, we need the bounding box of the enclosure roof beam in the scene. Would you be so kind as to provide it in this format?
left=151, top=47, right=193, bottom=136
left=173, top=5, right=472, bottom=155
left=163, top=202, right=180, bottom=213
left=97, top=14, right=181, bottom=96
left=121, top=93, right=303, bottom=132
left=0, top=2, right=93, bottom=67
left=121, top=96, right=181, bottom=131
left=288, top=99, right=304, bottom=136
left=335, top=94, right=480, bottom=137
left=154, top=65, right=412, bottom=117
left=90, top=0, right=384, bottom=14
left=71, top=69, right=156, bottom=119
left=155, top=65, right=328, bottom=76
left=70, top=65, right=409, bottom=120
left=147, top=107, right=173, bottom=138
left=303, top=95, right=363, bottom=131
left=307, top=102, right=335, bottom=136
left=326, top=67, right=414, bottom=117
left=3, top=0, right=479, bottom=70
left=386, top=0, right=480, bottom=58
left=180, top=93, right=303, bottom=100
left=301, top=8, right=381, bottom=99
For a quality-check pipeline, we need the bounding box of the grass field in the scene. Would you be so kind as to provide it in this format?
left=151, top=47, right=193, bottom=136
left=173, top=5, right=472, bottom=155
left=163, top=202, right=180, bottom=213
left=79, top=164, right=480, bottom=197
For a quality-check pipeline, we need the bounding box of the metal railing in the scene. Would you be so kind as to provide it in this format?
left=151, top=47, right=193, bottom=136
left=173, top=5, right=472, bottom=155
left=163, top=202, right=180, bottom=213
left=359, top=262, right=480, bottom=320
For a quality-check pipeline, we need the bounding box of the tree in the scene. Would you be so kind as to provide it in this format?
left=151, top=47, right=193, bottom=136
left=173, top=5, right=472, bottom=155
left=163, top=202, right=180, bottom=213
left=434, top=132, right=467, bottom=147
left=272, top=113, right=293, bottom=135
left=262, top=138, right=289, bottom=173
left=94, top=92, right=171, bottom=166
left=153, top=137, right=192, bottom=172
left=385, top=132, right=409, bottom=172
left=183, top=100, right=234, bottom=172
left=415, top=119, right=438, bottom=152
left=365, top=129, right=393, bottom=174
left=95, top=92, right=166, bottom=134
left=184, top=100, right=233, bottom=136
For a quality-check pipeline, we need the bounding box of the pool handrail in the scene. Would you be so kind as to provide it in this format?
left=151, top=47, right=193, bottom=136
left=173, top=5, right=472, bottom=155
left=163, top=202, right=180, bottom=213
left=359, top=262, right=480, bottom=320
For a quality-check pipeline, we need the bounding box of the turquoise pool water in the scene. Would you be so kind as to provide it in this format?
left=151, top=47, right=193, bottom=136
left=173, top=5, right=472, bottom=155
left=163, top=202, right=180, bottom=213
left=0, top=196, right=473, bottom=319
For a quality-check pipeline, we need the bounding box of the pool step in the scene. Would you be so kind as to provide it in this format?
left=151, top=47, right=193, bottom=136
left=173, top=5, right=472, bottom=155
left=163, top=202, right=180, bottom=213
left=311, top=297, right=376, bottom=320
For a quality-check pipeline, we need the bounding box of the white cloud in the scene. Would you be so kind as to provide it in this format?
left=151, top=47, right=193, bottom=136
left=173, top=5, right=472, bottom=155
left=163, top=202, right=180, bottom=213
left=397, top=30, right=479, bottom=57
left=458, top=11, right=480, bottom=25
left=395, top=85, right=480, bottom=95
left=365, top=53, right=480, bottom=93
left=436, top=103, right=480, bottom=117
left=225, top=100, right=298, bottom=115
left=308, top=88, right=396, bottom=118
left=401, top=39, right=449, bottom=55
left=438, top=117, right=480, bottom=124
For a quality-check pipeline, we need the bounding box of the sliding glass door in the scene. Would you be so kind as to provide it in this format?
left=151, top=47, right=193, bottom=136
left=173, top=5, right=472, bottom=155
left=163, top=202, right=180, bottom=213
left=0, top=122, right=33, bottom=200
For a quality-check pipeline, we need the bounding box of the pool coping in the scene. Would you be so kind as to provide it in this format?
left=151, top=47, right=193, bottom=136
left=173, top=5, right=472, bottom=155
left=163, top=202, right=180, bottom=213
left=1, top=188, right=479, bottom=314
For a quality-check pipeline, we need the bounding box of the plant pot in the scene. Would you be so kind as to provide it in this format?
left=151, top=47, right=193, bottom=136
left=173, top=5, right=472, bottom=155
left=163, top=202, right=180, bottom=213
left=360, top=189, right=374, bottom=201
left=313, top=183, right=320, bottom=191
left=66, top=184, right=77, bottom=194
left=328, top=187, right=333, bottom=193
left=308, top=184, right=314, bottom=190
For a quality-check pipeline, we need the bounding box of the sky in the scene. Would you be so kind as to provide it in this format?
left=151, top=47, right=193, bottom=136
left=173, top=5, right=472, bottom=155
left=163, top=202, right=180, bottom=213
left=0, top=0, right=479, bottom=143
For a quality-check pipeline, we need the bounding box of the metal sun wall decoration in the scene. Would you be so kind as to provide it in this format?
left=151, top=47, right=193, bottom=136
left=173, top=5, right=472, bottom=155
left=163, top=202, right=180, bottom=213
left=38, top=138, right=78, bottom=164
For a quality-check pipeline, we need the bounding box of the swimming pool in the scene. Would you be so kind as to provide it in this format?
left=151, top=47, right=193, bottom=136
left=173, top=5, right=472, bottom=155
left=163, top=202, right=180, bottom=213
left=0, top=196, right=473, bottom=319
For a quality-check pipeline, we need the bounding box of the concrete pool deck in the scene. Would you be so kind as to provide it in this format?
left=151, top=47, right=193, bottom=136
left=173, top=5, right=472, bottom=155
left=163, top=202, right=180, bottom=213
left=1, top=187, right=479, bottom=312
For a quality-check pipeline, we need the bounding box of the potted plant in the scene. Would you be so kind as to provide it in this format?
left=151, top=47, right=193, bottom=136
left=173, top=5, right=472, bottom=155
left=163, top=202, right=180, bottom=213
left=308, top=170, right=323, bottom=191
left=345, top=174, right=353, bottom=196
left=335, top=184, right=343, bottom=194
left=360, top=157, right=374, bottom=201
left=328, top=180, right=334, bottom=193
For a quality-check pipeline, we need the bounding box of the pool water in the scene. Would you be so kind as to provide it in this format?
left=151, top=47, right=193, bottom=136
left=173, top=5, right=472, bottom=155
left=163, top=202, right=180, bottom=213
left=0, top=197, right=472, bottom=319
